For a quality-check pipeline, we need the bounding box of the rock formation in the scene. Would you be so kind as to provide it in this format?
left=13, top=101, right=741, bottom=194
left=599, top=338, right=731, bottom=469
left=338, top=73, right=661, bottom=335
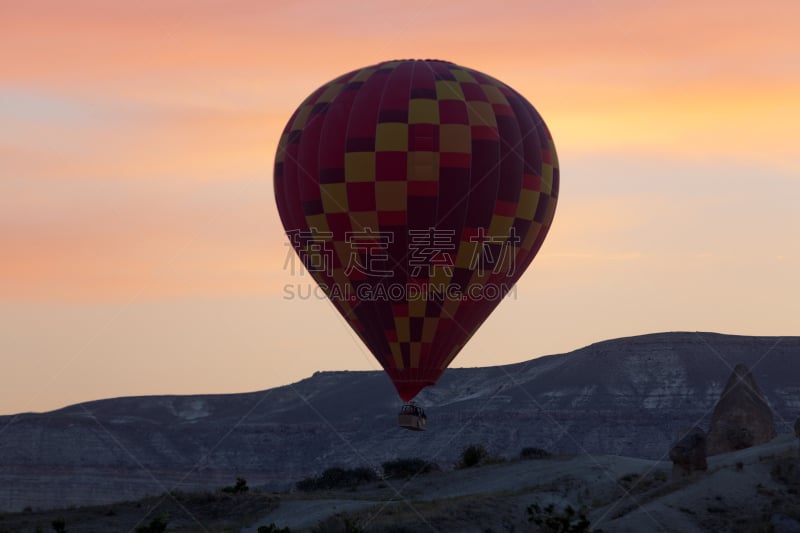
left=670, top=426, right=707, bottom=479
left=707, top=363, right=776, bottom=455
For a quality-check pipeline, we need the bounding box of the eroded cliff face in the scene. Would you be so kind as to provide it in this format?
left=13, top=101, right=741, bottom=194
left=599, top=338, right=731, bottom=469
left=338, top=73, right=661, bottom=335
left=1, top=332, right=797, bottom=511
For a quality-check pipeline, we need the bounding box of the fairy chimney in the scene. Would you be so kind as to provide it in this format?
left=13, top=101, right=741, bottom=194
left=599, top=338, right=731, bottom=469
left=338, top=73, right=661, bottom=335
left=707, top=363, right=776, bottom=455
left=670, top=426, right=708, bottom=479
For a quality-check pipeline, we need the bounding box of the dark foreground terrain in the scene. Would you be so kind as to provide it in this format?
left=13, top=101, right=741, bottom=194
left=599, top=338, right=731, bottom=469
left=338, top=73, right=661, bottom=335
left=3, top=435, right=800, bottom=532
left=0, top=490, right=277, bottom=533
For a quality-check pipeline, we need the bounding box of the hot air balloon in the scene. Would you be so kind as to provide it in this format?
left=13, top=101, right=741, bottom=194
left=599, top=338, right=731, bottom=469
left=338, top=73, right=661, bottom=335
left=275, top=59, right=558, bottom=430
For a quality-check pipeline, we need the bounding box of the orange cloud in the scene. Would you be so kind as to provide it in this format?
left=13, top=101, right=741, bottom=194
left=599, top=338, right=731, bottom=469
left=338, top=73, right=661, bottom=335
left=2, top=0, right=798, bottom=302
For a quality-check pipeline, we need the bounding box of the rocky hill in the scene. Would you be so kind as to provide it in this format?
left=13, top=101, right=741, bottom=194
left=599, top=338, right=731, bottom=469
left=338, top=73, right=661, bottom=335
left=0, top=331, right=798, bottom=512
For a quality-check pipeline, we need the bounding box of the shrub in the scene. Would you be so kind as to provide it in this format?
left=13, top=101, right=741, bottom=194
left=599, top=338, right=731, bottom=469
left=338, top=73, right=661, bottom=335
left=311, top=515, right=363, bottom=533
left=615, top=471, right=667, bottom=497
left=222, top=477, right=249, bottom=494
left=382, top=458, right=440, bottom=479
left=616, top=472, right=640, bottom=493
left=457, top=444, right=488, bottom=469
left=295, top=476, right=318, bottom=492
left=527, top=503, right=591, bottom=533
left=51, top=518, right=67, bottom=533
left=520, top=447, right=551, bottom=460
left=135, top=516, right=169, bottom=533
left=258, top=524, right=291, bottom=533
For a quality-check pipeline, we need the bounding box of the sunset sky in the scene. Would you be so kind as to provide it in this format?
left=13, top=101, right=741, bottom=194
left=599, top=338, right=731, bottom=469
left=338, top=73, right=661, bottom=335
left=1, top=0, right=798, bottom=415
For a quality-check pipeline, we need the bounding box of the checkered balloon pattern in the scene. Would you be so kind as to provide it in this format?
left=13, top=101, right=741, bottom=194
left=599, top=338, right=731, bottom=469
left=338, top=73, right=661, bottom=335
left=275, top=59, right=559, bottom=402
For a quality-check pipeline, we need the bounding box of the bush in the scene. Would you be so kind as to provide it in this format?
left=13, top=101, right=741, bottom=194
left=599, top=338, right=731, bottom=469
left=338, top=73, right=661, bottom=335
left=617, top=473, right=640, bottom=489
left=527, top=503, right=591, bottom=533
left=382, top=458, right=440, bottom=479
left=457, top=444, right=488, bottom=469
left=258, top=524, right=291, bottom=533
left=135, top=517, right=169, bottom=533
left=296, top=466, right=378, bottom=491
left=295, top=476, right=318, bottom=492
left=222, top=477, right=249, bottom=494
left=614, top=470, right=667, bottom=497
left=51, top=518, right=67, bottom=533
left=311, top=516, right=363, bottom=533
left=520, top=447, right=552, bottom=460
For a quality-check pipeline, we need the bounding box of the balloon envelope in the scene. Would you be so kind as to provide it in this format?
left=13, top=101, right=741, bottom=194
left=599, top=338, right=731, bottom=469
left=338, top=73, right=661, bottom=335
left=275, top=59, right=559, bottom=402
